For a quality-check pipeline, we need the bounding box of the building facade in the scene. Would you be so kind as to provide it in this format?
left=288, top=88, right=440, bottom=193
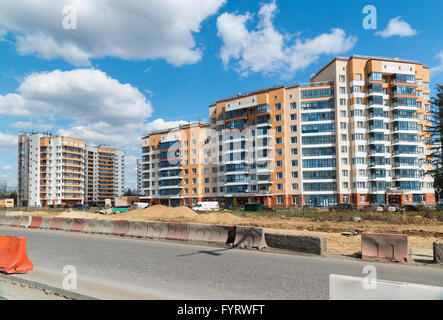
left=141, top=55, right=435, bottom=208
left=84, top=145, right=125, bottom=206
left=18, top=132, right=125, bottom=207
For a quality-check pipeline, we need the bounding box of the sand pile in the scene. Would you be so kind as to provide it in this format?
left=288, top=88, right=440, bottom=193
left=394, top=215, right=440, bottom=226
left=194, top=211, right=244, bottom=225
left=128, top=205, right=197, bottom=220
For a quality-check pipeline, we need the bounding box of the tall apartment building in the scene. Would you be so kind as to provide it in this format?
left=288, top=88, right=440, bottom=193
left=136, top=158, right=142, bottom=195
left=18, top=132, right=86, bottom=207
left=18, top=132, right=125, bottom=207
left=141, top=123, right=217, bottom=207
left=141, top=55, right=435, bottom=208
left=84, top=145, right=125, bottom=206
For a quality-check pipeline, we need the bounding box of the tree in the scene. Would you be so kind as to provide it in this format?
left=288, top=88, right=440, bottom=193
left=428, top=85, right=443, bottom=191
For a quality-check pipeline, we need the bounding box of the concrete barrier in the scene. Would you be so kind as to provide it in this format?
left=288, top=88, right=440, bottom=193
left=83, top=219, right=100, bottom=234
left=434, top=242, right=443, bottom=264
left=146, top=222, right=169, bottom=240
left=28, top=216, right=43, bottom=229
left=0, top=211, right=24, bottom=217
left=187, top=223, right=234, bottom=245
left=49, top=217, right=66, bottom=230
left=71, top=219, right=85, bottom=232
left=330, top=274, right=443, bottom=300
left=127, top=221, right=148, bottom=238
left=234, top=226, right=267, bottom=250
left=97, top=220, right=115, bottom=235
left=362, top=233, right=408, bottom=262
left=0, top=215, right=10, bottom=226
left=39, top=217, right=53, bottom=230
left=112, top=220, right=129, bottom=237
left=265, top=233, right=327, bottom=255
left=166, top=222, right=189, bottom=241
left=10, top=215, right=22, bottom=228
left=59, top=218, right=74, bottom=232
left=19, top=216, right=31, bottom=228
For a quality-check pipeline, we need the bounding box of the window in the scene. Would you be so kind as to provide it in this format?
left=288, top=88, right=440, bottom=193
left=340, top=87, right=346, bottom=94
left=275, top=114, right=282, bottom=122
left=275, top=103, right=282, bottom=110
left=341, top=146, right=347, bottom=153
left=277, top=172, right=284, bottom=179
left=290, top=102, right=297, bottom=109
left=342, top=158, right=348, bottom=165
left=339, top=75, right=345, bottom=82
left=277, top=196, right=283, bottom=203
left=276, top=126, right=282, bottom=133
left=341, top=134, right=347, bottom=141
left=340, top=122, right=346, bottom=129
left=291, top=125, right=297, bottom=132
left=342, top=170, right=348, bottom=177
left=356, top=74, right=362, bottom=81
left=340, top=111, right=346, bottom=117
left=291, top=137, right=297, bottom=144
left=290, top=114, right=297, bottom=121
left=340, top=99, right=346, bottom=106
left=342, top=182, right=349, bottom=189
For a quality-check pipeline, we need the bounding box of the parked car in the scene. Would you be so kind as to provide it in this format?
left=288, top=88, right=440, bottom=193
left=263, top=206, right=276, bottom=212
left=76, top=204, right=91, bottom=211
left=329, top=203, right=356, bottom=212
left=404, top=205, right=420, bottom=212
left=360, top=205, right=378, bottom=213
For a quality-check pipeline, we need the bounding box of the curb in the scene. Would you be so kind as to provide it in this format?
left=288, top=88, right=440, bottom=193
left=0, top=272, right=97, bottom=300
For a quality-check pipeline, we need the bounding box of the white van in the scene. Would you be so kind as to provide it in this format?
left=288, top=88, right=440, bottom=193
left=192, top=201, right=220, bottom=212
left=133, top=202, right=149, bottom=209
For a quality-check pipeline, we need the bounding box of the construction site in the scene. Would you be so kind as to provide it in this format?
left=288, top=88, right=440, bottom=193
left=17, top=205, right=443, bottom=256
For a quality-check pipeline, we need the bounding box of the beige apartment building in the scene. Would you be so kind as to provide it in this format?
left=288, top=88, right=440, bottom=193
left=18, top=132, right=125, bottom=207
left=141, top=55, right=435, bottom=208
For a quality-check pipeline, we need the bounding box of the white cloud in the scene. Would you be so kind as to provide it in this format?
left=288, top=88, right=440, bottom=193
left=217, top=1, right=357, bottom=76
left=11, top=121, right=54, bottom=131
left=144, top=119, right=189, bottom=134
left=0, top=132, right=17, bottom=152
left=1, top=165, right=12, bottom=171
left=0, top=69, right=152, bottom=125
left=0, top=0, right=226, bottom=66
left=375, top=17, right=418, bottom=38
left=431, top=50, right=443, bottom=74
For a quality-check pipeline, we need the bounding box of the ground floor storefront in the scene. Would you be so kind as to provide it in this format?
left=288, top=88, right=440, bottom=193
left=145, top=192, right=436, bottom=209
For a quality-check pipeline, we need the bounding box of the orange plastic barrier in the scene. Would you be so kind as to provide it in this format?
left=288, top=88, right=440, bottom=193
left=0, top=236, right=33, bottom=274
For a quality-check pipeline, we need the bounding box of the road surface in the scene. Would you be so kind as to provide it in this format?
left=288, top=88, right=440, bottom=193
left=1, top=226, right=442, bottom=299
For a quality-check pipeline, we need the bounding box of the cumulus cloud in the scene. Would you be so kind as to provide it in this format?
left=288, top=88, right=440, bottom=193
left=0, top=69, right=152, bottom=125
left=11, top=121, right=54, bottom=131
left=0, top=0, right=226, bottom=66
left=375, top=17, right=418, bottom=38
left=0, top=132, right=18, bottom=152
left=144, top=119, right=189, bottom=134
left=217, top=1, right=357, bottom=76
left=431, top=50, right=443, bottom=74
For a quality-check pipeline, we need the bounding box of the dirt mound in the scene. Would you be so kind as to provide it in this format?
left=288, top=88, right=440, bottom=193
left=129, top=205, right=197, bottom=220
left=394, top=215, right=440, bottom=226
left=194, top=211, right=244, bottom=225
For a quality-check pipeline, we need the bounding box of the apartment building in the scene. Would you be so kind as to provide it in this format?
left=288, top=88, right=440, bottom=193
left=84, top=145, right=125, bottom=206
left=18, top=132, right=86, bottom=207
left=141, top=55, right=435, bottom=208
left=141, top=123, right=218, bottom=207
left=18, top=132, right=125, bottom=207
left=136, top=158, right=142, bottom=195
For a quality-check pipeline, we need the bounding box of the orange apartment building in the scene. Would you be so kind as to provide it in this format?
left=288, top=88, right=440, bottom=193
left=142, top=55, right=435, bottom=208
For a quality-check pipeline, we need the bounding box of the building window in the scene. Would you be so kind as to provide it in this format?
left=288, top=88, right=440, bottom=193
left=339, top=75, right=345, bottom=82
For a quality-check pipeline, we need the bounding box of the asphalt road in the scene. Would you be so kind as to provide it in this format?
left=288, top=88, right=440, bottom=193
left=1, top=226, right=443, bottom=299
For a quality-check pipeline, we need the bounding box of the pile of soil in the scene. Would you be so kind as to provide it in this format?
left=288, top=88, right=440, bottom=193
left=394, top=215, right=440, bottom=226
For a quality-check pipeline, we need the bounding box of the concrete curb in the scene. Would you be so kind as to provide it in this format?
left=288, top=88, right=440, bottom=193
left=434, top=242, right=443, bottom=264
left=233, top=226, right=267, bottom=250
left=127, top=221, right=148, bottom=238
left=187, top=223, right=234, bottom=245
left=265, top=233, right=327, bottom=255
left=0, top=273, right=97, bottom=300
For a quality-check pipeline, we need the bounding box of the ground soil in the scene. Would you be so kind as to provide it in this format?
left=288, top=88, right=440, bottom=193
left=24, top=205, right=443, bottom=255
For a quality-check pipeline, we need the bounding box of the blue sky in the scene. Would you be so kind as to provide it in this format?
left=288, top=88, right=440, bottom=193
left=0, top=0, right=442, bottom=189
